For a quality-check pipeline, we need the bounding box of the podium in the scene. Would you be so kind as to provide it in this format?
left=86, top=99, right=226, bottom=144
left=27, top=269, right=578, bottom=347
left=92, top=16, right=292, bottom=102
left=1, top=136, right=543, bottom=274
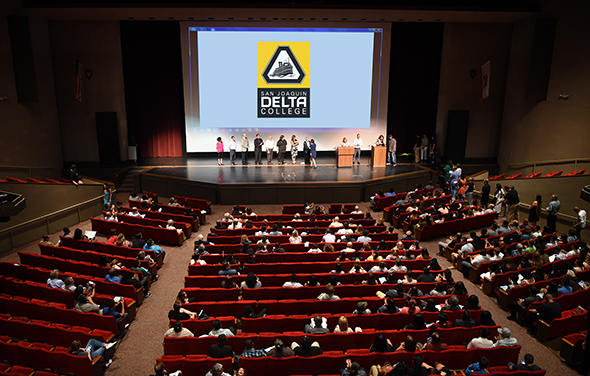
left=336, top=146, right=354, bottom=167
left=371, top=145, right=387, bottom=167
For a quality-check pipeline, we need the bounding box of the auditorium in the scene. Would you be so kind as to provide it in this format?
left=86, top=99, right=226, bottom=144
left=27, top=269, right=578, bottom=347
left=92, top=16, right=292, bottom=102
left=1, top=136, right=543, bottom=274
left=1, top=0, right=590, bottom=375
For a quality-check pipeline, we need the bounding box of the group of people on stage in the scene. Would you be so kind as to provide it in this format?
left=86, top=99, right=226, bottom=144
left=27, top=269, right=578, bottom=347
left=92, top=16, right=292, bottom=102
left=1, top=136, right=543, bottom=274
left=216, top=133, right=317, bottom=168
left=339, top=133, right=397, bottom=166
left=215, top=133, right=397, bottom=168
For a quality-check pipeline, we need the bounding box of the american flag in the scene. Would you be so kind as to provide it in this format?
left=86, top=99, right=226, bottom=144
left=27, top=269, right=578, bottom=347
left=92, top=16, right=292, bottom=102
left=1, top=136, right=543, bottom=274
left=75, top=58, right=82, bottom=101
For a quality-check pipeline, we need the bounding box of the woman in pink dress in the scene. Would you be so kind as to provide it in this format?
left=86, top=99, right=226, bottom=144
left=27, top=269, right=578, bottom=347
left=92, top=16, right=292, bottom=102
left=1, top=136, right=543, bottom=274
left=216, top=137, right=224, bottom=165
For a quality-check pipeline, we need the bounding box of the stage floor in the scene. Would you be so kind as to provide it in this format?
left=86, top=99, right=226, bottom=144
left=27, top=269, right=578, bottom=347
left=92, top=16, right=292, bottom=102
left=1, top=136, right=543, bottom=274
left=147, top=163, right=425, bottom=185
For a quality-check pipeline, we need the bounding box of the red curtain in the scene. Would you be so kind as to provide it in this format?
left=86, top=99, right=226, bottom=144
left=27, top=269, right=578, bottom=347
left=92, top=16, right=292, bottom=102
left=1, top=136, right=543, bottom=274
left=121, top=21, right=184, bottom=158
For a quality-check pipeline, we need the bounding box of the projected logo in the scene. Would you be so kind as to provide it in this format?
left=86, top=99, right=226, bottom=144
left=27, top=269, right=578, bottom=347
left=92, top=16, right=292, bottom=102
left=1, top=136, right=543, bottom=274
left=258, top=42, right=310, bottom=118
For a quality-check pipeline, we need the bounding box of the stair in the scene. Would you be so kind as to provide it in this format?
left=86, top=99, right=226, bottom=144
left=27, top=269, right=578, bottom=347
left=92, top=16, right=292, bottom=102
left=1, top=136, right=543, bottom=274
left=115, top=168, right=144, bottom=203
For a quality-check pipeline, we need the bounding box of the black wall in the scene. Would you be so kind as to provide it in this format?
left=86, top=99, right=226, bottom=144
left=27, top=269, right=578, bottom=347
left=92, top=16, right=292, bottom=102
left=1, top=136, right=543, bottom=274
left=387, top=23, right=444, bottom=153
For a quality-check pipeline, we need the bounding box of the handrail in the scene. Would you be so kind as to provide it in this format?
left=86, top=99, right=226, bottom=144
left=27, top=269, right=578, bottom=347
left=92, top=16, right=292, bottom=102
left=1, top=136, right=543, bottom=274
left=0, top=194, right=104, bottom=234
left=507, top=157, right=590, bottom=171
left=0, top=165, right=55, bottom=170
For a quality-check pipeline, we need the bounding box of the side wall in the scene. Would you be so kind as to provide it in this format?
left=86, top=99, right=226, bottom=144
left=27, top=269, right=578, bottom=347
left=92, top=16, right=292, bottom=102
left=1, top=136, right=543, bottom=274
left=436, top=22, right=513, bottom=161
left=0, top=2, right=63, bottom=176
left=49, top=20, right=129, bottom=164
left=498, top=0, right=590, bottom=172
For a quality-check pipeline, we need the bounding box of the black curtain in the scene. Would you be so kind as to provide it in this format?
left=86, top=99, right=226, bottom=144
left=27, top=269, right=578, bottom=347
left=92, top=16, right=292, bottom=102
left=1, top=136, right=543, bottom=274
left=387, top=23, right=444, bottom=154
left=120, top=21, right=185, bottom=158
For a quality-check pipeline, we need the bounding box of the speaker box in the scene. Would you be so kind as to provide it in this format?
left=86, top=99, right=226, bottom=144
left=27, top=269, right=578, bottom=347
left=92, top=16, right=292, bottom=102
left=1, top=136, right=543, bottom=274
left=95, top=112, right=121, bottom=165
left=7, top=15, right=38, bottom=103
left=444, top=110, right=469, bottom=162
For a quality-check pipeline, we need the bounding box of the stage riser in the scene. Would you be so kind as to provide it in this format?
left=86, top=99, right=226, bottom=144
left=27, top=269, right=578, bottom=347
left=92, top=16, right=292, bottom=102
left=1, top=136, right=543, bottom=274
left=138, top=170, right=432, bottom=205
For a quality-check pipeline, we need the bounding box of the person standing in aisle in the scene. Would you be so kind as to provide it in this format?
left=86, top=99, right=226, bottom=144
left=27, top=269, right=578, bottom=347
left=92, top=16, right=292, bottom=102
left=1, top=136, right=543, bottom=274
left=229, top=136, right=237, bottom=165
left=387, top=134, right=396, bottom=166
left=216, top=137, right=224, bottom=166
left=254, top=134, right=264, bottom=165
left=574, top=207, right=586, bottom=240
left=546, top=195, right=561, bottom=233
left=353, top=133, right=363, bottom=164
left=241, top=133, right=249, bottom=165
left=265, top=135, right=275, bottom=165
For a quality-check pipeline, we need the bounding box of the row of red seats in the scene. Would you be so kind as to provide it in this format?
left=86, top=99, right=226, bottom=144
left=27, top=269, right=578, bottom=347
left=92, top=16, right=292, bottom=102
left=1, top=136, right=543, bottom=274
left=199, top=247, right=420, bottom=265
left=0, top=262, right=144, bottom=304
left=489, top=168, right=586, bottom=180
left=165, top=324, right=497, bottom=355
left=189, top=258, right=434, bottom=276
left=0, top=337, right=99, bottom=376
left=239, top=307, right=479, bottom=333
left=0, top=276, right=136, bottom=320
left=106, top=212, right=192, bottom=237
left=535, top=307, right=588, bottom=342
left=197, top=238, right=400, bottom=255
left=182, top=282, right=450, bottom=303
left=59, top=236, right=162, bottom=266
left=158, top=345, right=523, bottom=376
left=0, top=314, right=113, bottom=348
left=282, top=204, right=353, bottom=215
left=0, top=294, right=120, bottom=336
left=415, top=212, right=496, bottom=241
left=90, top=217, right=185, bottom=245
left=209, top=228, right=392, bottom=242
left=384, top=195, right=454, bottom=223
left=184, top=271, right=431, bottom=288
left=129, top=199, right=207, bottom=224
left=18, top=251, right=143, bottom=283
left=180, top=294, right=468, bottom=318
left=3, top=176, right=70, bottom=184
left=39, top=244, right=152, bottom=272
left=373, top=187, right=436, bottom=211
left=121, top=206, right=198, bottom=231
left=173, top=194, right=211, bottom=214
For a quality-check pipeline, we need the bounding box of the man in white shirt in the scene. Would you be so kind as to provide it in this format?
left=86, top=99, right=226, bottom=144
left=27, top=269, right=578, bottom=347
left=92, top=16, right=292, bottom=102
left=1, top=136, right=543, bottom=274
left=127, top=207, right=144, bottom=218
left=357, top=231, right=372, bottom=243
left=389, top=259, right=407, bottom=272
left=353, top=133, right=363, bottom=164
left=227, top=219, right=242, bottom=230
left=370, top=261, right=388, bottom=273
left=461, top=250, right=490, bottom=278
left=265, top=135, right=275, bottom=165
left=351, top=206, right=363, bottom=214
left=322, top=229, right=336, bottom=243
left=336, top=225, right=353, bottom=236
left=343, top=242, right=355, bottom=253
left=283, top=274, right=303, bottom=288
left=228, top=136, right=237, bottom=165
left=467, top=328, right=494, bottom=349
left=574, top=206, right=587, bottom=240
left=329, top=217, right=343, bottom=228
left=104, top=211, right=118, bottom=222
left=308, top=244, right=322, bottom=253
left=292, top=213, right=303, bottom=222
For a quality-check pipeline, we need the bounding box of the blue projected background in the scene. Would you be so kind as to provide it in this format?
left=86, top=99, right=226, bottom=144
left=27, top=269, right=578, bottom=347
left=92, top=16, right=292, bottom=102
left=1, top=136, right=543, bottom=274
left=181, top=25, right=388, bottom=152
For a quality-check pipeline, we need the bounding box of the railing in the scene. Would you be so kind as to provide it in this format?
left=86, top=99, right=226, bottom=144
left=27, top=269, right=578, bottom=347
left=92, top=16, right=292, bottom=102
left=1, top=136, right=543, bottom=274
left=507, top=157, right=590, bottom=173
left=0, top=165, right=56, bottom=178
left=0, top=194, right=104, bottom=251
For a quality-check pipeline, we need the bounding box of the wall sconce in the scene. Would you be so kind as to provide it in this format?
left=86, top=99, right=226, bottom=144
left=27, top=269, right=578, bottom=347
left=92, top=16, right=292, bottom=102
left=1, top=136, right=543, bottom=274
left=558, top=94, right=570, bottom=100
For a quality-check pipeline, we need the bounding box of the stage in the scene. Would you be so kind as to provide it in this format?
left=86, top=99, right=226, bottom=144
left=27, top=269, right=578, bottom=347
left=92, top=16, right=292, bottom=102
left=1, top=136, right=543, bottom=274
left=136, top=156, right=434, bottom=205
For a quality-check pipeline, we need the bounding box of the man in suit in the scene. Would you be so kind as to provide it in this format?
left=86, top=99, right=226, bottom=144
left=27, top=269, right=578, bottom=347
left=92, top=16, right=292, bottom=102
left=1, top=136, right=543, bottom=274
left=241, top=133, right=249, bottom=165
left=254, top=134, right=264, bottom=165
left=303, top=137, right=311, bottom=165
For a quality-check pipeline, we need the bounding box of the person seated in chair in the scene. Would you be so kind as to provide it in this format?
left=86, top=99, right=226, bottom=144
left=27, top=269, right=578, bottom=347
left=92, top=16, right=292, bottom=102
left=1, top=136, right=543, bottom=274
left=208, top=334, right=234, bottom=358
left=68, top=339, right=115, bottom=368
left=291, top=335, right=323, bottom=357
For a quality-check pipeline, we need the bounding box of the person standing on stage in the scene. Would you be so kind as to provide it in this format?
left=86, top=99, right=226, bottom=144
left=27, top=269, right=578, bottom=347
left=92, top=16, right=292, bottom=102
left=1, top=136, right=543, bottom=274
left=216, top=137, right=224, bottom=166
left=413, top=135, right=421, bottom=163
left=241, top=133, right=249, bottom=165
left=229, top=136, right=237, bottom=166
left=387, top=134, right=397, bottom=166
left=291, top=135, right=299, bottom=164
left=375, top=135, right=385, bottom=146
left=353, top=133, right=363, bottom=164
left=277, top=135, right=287, bottom=165
left=303, top=137, right=311, bottom=165
left=254, top=134, right=264, bottom=165
left=265, top=135, right=275, bottom=165
left=420, top=134, right=429, bottom=163
left=310, top=139, right=317, bottom=169
left=340, top=137, right=350, bottom=147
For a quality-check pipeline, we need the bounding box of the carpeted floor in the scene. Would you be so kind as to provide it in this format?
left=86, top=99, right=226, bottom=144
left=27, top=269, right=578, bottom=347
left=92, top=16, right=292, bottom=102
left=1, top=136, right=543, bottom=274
left=1, top=195, right=584, bottom=376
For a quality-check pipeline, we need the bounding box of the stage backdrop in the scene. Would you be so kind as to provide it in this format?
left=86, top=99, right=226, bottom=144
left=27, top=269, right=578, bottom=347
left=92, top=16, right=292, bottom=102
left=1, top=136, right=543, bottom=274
left=120, top=21, right=185, bottom=158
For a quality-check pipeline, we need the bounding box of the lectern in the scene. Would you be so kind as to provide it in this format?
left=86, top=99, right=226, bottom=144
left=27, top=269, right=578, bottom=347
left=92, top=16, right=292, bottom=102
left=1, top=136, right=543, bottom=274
left=337, top=146, right=354, bottom=167
left=371, top=145, right=387, bottom=167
